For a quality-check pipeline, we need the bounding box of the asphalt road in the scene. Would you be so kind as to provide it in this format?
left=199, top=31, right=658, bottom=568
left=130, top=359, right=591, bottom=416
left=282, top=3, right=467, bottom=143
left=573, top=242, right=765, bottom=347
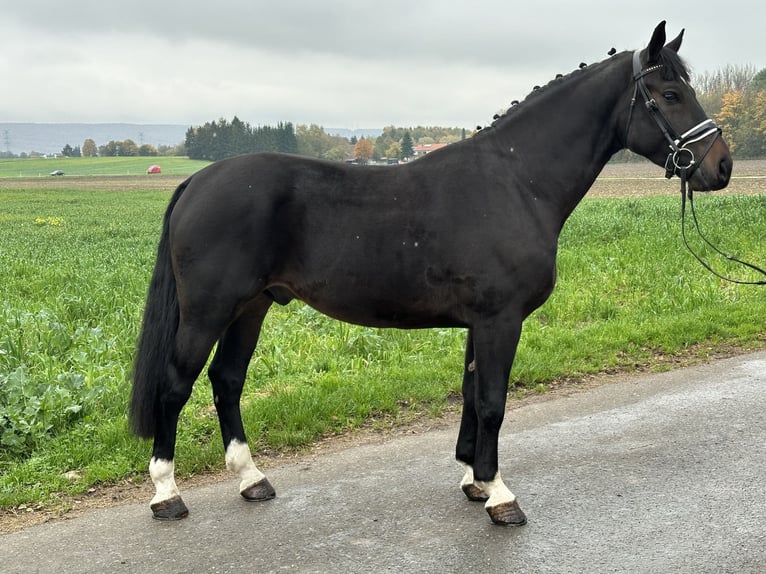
left=2, top=352, right=765, bottom=573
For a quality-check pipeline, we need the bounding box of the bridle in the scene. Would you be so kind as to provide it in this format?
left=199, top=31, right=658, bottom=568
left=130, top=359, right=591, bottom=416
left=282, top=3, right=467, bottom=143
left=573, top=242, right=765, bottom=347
left=627, top=50, right=766, bottom=285
left=627, top=50, right=721, bottom=183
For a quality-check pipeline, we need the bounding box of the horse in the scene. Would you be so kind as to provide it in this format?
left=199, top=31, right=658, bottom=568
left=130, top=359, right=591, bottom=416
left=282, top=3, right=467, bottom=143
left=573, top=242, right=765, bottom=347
left=129, top=21, right=732, bottom=525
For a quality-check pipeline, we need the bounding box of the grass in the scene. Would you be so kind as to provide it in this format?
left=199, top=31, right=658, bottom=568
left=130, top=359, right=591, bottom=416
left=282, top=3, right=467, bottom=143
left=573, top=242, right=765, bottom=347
left=0, top=156, right=209, bottom=178
left=0, top=184, right=765, bottom=511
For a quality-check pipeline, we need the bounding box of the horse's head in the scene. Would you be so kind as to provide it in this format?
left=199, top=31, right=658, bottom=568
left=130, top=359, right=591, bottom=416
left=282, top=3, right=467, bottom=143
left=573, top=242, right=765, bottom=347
left=625, top=21, right=732, bottom=192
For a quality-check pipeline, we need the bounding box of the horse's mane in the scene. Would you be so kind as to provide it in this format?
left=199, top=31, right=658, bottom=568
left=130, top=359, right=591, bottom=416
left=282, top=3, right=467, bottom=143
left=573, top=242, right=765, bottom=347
left=479, top=53, right=621, bottom=132
left=479, top=46, right=690, bottom=132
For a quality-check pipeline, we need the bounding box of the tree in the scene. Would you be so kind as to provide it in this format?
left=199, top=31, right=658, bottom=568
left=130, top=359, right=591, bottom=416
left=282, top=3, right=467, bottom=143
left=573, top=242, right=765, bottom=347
left=354, top=137, right=374, bottom=163
left=751, top=68, right=766, bottom=92
left=139, top=144, right=158, bottom=156
left=385, top=142, right=402, bottom=160
left=295, top=124, right=351, bottom=160
left=186, top=118, right=302, bottom=161
left=716, top=90, right=766, bottom=158
left=61, top=144, right=74, bottom=157
left=695, top=64, right=757, bottom=118
left=82, top=139, right=97, bottom=157
left=400, top=131, right=414, bottom=159
left=100, top=140, right=120, bottom=156
left=120, top=139, right=139, bottom=156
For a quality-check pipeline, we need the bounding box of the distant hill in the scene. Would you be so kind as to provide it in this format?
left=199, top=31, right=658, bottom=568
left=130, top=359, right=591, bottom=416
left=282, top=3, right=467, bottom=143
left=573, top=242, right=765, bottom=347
left=0, top=123, right=382, bottom=156
left=0, top=123, right=189, bottom=155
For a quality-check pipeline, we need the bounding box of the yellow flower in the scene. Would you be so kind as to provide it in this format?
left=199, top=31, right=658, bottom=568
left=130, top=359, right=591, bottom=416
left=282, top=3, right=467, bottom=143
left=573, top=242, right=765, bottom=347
left=34, top=216, right=64, bottom=226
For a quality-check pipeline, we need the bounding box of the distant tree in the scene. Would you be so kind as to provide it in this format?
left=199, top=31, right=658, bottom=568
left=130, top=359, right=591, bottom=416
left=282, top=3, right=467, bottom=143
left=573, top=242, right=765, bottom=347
left=695, top=64, right=757, bottom=118
left=752, top=68, right=766, bottom=92
left=61, top=144, right=73, bottom=157
left=385, top=142, right=402, bottom=160
left=716, top=90, right=766, bottom=157
left=276, top=122, right=299, bottom=154
left=71, top=145, right=81, bottom=157
left=295, top=124, right=351, bottom=160
left=324, top=146, right=351, bottom=162
left=139, top=144, right=158, bottom=156
left=400, top=131, right=414, bottom=159
left=186, top=118, right=300, bottom=161
left=100, top=140, right=119, bottom=156
left=82, top=138, right=97, bottom=157
left=120, top=139, right=139, bottom=156
left=354, top=137, right=374, bottom=163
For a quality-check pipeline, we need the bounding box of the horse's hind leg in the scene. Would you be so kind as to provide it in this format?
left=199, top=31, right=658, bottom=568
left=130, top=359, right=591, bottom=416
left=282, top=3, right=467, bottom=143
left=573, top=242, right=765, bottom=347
left=150, top=322, right=219, bottom=520
left=208, top=295, right=276, bottom=502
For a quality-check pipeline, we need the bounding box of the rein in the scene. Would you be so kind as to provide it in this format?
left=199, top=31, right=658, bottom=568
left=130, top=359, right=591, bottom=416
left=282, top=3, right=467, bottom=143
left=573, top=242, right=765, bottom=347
left=628, top=51, right=766, bottom=286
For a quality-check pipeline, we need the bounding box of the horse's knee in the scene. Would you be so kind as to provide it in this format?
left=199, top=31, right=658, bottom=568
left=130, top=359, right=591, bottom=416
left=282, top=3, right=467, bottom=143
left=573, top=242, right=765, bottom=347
left=477, top=401, right=505, bottom=432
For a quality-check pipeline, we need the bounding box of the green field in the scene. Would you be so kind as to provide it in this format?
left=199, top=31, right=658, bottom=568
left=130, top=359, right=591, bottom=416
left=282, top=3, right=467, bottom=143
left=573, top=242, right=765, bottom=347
left=0, top=156, right=210, bottom=178
left=1, top=177, right=765, bottom=514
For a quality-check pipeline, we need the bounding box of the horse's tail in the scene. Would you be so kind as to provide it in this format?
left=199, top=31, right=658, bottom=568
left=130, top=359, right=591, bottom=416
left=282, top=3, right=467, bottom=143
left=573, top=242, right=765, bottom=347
left=129, top=178, right=190, bottom=439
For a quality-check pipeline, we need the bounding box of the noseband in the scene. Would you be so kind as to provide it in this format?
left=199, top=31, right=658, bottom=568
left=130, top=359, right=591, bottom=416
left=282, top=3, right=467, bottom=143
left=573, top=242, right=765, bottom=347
left=627, top=50, right=766, bottom=285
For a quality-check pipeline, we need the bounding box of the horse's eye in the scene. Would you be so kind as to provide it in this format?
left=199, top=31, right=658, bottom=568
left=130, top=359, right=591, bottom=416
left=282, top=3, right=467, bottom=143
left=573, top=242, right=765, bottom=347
left=663, top=91, right=679, bottom=103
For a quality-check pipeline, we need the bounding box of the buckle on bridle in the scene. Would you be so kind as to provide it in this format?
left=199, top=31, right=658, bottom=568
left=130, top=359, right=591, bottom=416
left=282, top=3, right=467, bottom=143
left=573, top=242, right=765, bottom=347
left=665, top=147, right=695, bottom=179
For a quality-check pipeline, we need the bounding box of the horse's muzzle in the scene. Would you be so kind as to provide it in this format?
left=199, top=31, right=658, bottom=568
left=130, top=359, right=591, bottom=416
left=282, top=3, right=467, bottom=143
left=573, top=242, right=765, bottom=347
left=688, top=140, right=733, bottom=192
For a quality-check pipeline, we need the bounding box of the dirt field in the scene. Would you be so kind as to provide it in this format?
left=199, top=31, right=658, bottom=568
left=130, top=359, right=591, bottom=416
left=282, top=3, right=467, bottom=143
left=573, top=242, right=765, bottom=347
left=1, top=159, right=764, bottom=196
left=590, top=158, right=766, bottom=198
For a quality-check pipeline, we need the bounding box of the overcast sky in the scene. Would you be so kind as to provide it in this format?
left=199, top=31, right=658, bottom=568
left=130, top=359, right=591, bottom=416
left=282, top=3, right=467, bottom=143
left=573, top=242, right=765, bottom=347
left=1, top=1, right=762, bottom=129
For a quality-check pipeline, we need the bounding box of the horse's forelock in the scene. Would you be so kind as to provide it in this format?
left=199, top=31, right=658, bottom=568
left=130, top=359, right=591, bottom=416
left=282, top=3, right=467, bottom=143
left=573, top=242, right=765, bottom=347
left=657, top=48, right=690, bottom=82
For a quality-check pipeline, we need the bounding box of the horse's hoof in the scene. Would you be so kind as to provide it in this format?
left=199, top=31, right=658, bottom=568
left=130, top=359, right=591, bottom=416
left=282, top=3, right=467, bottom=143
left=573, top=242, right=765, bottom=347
left=461, top=483, right=489, bottom=502
left=241, top=478, right=276, bottom=502
left=151, top=495, right=189, bottom=521
left=486, top=499, right=527, bottom=526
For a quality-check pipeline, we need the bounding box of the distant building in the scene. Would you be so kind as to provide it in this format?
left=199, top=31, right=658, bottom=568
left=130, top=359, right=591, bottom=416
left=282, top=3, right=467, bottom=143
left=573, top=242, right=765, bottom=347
left=412, top=143, right=449, bottom=157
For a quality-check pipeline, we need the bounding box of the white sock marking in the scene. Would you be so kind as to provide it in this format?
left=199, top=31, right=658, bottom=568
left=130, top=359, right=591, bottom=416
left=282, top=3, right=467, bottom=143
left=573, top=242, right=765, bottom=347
left=460, top=463, right=476, bottom=490
left=149, top=457, right=180, bottom=505
left=477, top=472, right=516, bottom=508
left=225, top=439, right=266, bottom=493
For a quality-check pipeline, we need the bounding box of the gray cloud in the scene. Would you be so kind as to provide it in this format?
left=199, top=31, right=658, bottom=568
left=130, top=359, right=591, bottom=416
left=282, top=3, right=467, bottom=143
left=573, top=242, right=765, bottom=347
left=1, top=1, right=762, bottom=127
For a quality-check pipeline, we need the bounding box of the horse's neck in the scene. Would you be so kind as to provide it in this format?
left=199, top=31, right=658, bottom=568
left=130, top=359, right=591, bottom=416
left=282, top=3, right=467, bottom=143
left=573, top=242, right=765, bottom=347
left=490, top=55, right=631, bottom=220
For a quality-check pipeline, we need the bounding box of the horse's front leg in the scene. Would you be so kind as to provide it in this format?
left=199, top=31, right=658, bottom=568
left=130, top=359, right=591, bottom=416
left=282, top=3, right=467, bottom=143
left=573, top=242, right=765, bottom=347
left=456, top=329, right=489, bottom=502
left=458, top=317, right=527, bottom=526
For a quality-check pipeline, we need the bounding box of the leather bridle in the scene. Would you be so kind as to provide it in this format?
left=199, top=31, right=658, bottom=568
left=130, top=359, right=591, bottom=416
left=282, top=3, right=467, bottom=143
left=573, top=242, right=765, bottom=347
left=626, top=50, right=766, bottom=285
left=626, top=50, right=721, bottom=182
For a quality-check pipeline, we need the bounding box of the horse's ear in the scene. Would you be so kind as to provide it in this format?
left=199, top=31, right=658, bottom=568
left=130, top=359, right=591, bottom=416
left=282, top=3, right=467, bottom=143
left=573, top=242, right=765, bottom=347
left=647, top=20, right=667, bottom=64
left=665, top=29, right=684, bottom=53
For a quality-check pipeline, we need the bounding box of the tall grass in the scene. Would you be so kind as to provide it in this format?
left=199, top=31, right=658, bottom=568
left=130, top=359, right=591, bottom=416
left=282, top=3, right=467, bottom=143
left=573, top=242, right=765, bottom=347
left=0, top=187, right=764, bottom=509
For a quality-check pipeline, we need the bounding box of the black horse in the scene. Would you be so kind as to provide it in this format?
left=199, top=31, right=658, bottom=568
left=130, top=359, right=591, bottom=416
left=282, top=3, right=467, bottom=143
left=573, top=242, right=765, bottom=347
left=130, top=22, right=732, bottom=525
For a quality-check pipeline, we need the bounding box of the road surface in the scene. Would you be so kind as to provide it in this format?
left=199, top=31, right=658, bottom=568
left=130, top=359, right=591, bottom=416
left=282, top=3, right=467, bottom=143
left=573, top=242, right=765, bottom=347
left=2, top=351, right=765, bottom=573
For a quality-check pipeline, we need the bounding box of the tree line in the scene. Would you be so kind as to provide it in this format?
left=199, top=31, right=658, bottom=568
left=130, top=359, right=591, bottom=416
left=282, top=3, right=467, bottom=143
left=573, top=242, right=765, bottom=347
left=696, top=65, right=766, bottom=158
left=59, top=138, right=179, bottom=158
left=185, top=118, right=298, bottom=161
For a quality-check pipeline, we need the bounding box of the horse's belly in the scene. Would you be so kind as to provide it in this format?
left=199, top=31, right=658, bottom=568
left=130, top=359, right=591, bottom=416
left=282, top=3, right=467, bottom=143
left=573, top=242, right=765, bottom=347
left=298, top=288, right=465, bottom=329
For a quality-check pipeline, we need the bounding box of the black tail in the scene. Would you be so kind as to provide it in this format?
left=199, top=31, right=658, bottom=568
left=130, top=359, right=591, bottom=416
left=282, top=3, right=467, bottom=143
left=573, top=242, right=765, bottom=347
left=129, top=179, right=190, bottom=438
